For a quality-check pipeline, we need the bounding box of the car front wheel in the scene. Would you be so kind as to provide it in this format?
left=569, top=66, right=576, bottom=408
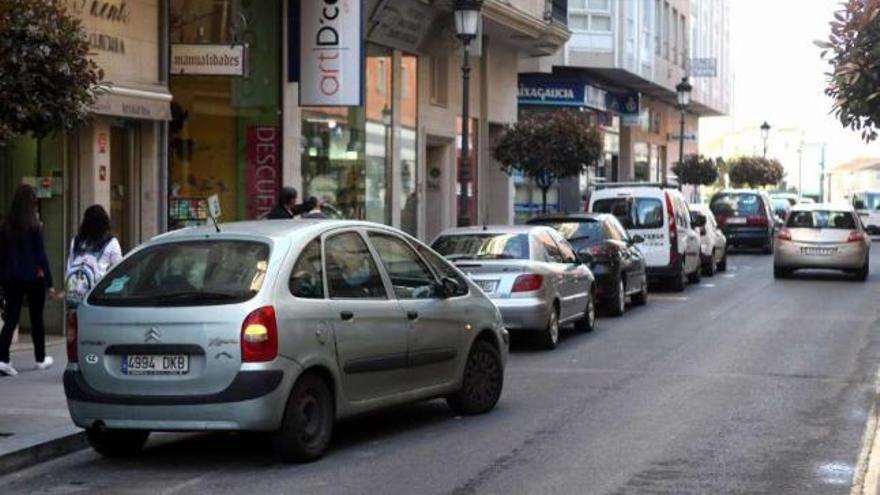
left=447, top=340, right=504, bottom=415
left=605, top=278, right=626, bottom=317
left=275, top=373, right=334, bottom=463
left=86, top=428, right=149, bottom=458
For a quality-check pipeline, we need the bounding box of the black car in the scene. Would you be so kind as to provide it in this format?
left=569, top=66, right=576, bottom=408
left=528, top=213, right=648, bottom=316
left=709, top=190, right=777, bottom=254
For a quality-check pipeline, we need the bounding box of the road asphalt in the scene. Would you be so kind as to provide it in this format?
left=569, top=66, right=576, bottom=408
left=1, top=251, right=879, bottom=495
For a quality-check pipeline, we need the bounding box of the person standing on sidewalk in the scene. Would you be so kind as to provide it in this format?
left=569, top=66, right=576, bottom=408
left=0, top=185, right=55, bottom=376
left=64, top=205, right=123, bottom=309
left=265, top=187, right=304, bottom=219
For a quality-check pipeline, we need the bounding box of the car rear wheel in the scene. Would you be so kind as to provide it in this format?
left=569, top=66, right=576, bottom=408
left=605, top=278, right=626, bottom=317
left=773, top=266, right=791, bottom=279
left=687, top=258, right=702, bottom=284
left=717, top=249, right=728, bottom=272
left=702, top=250, right=717, bottom=277
left=275, top=372, right=334, bottom=463
left=86, top=428, right=149, bottom=458
left=447, top=340, right=504, bottom=415
left=538, top=307, right=560, bottom=349
left=669, top=260, right=687, bottom=292
left=631, top=279, right=648, bottom=306
left=575, top=290, right=597, bottom=332
left=855, top=259, right=870, bottom=282
left=762, top=238, right=774, bottom=255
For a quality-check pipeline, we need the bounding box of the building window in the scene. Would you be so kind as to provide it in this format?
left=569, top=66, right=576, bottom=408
left=569, top=0, right=612, bottom=33
left=672, top=8, right=678, bottom=65
left=663, top=2, right=670, bottom=59
left=654, top=0, right=661, bottom=56
left=680, top=13, right=687, bottom=69
left=430, top=55, right=448, bottom=107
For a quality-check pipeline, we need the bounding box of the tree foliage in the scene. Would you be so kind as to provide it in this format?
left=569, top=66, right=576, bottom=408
left=728, top=156, right=784, bottom=188
left=0, top=0, right=103, bottom=145
left=672, top=154, right=720, bottom=186
left=819, top=0, right=880, bottom=142
left=493, top=110, right=603, bottom=211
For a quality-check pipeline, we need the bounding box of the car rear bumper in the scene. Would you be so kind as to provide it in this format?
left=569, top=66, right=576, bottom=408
left=646, top=263, right=680, bottom=279
left=492, top=297, right=552, bottom=331
left=774, top=242, right=868, bottom=270
left=65, top=361, right=300, bottom=432
left=724, top=227, right=771, bottom=246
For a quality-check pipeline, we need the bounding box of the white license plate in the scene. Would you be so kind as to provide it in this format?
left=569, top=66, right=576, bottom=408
left=801, top=247, right=837, bottom=256
left=474, top=280, right=499, bottom=293
left=727, top=217, right=747, bottom=224
left=122, top=354, right=189, bottom=375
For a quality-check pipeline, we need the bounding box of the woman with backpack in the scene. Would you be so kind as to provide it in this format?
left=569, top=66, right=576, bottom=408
left=0, top=185, right=55, bottom=376
left=65, top=205, right=123, bottom=310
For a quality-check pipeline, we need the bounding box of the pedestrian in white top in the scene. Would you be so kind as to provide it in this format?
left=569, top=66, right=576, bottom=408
left=65, top=205, right=123, bottom=310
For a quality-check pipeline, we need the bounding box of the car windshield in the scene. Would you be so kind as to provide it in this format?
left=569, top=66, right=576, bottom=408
left=711, top=193, right=763, bottom=217
left=528, top=220, right=604, bottom=247
left=432, top=233, right=530, bottom=260
left=772, top=199, right=790, bottom=212
left=89, top=240, right=270, bottom=307
left=786, top=210, right=857, bottom=229
left=593, top=197, right=664, bottom=229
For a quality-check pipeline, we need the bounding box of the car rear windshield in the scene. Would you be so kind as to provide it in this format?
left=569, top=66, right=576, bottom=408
left=89, top=240, right=270, bottom=307
left=592, top=198, right=664, bottom=229
left=528, top=220, right=604, bottom=245
left=786, top=210, right=857, bottom=229
left=432, top=234, right=530, bottom=261
left=711, top=193, right=763, bottom=217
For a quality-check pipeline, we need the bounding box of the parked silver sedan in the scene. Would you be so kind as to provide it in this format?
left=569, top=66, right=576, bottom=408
left=773, top=204, right=871, bottom=280
left=431, top=225, right=596, bottom=349
left=65, top=221, right=508, bottom=462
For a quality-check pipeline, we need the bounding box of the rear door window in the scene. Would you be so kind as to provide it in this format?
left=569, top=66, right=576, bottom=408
left=537, top=232, right=564, bottom=263
left=416, top=246, right=469, bottom=297
left=90, top=240, right=269, bottom=307
left=369, top=233, right=439, bottom=299
left=325, top=232, right=387, bottom=299
left=594, top=197, right=664, bottom=229
left=289, top=239, right=324, bottom=299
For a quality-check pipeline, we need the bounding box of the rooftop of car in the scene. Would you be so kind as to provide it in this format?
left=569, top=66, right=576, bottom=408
left=527, top=213, right=608, bottom=222
left=437, top=225, right=550, bottom=236
left=789, top=202, right=855, bottom=212
left=154, top=219, right=394, bottom=241
left=714, top=189, right=764, bottom=195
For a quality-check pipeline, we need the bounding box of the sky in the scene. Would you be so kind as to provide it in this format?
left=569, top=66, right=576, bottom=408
left=699, top=0, right=880, bottom=192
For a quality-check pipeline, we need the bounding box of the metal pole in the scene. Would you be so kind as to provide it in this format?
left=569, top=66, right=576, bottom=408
left=819, top=143, right=826, bottom=202
left=798, top=143, right=803, bottom=198
left=678, top=109, right=686, bottom=169
left=763, top=138, right=767, bottom=159
left=458, top=41, right=471, bottom=226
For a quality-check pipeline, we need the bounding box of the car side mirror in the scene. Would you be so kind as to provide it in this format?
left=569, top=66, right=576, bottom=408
left=690, top=212, right=707, bottom=228
left=630, top=234, right=645, bottom=245
left=576, top=250, right=595, bottom=266
left=439, top=276, right=462, bottom=298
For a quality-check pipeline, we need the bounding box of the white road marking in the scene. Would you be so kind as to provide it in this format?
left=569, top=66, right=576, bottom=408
left=721, top=274, right=736, bottom=278
left=850, top=368, right=880, bottom=495
left=651, top=295, right=689, bottom=301
left=700, top=283, right=716, bottom=288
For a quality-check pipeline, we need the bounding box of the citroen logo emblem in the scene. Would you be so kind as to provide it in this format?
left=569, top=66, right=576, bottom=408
left=145, top=328, right=161, bottom=343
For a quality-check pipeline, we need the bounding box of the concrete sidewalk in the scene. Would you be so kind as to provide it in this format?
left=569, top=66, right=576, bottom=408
left=0, top=336, right=86, bottom=475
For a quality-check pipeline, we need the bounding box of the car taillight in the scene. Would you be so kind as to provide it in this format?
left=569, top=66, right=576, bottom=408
left=590, top=244, right=614, bottom=257
left=747, top=215, right=769, bottom=227
left=777, top=229, right=792, bottom=241
left=66, top=312, right=78, bottom=363
left=848, top=230, right=866, bottom=243
left=716, top=215, right=728, bottom=228
left=241, top=306, right=278, bottom=362
left=666, top=192, right=679, bottom=264
left=512, top=274, right=543, bottom=293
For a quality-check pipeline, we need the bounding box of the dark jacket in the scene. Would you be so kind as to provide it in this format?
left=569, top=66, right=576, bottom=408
left=266, top=203, right=304, bottom=219
left=0, top=227, right=53, bottom=287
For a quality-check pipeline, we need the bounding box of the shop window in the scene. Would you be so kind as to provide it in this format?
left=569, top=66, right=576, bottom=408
left=400, top=54, right=419, bottom=236
left=168, top=0, right=281, bottom=226
left=430, top=55, right=448, bottom=107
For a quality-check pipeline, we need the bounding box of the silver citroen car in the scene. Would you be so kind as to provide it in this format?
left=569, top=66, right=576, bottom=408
left=431, top=225, right=596, bottom=350
left=65, top=221, right=508, bottom=462
left=773, top=204, right=871, bottom=280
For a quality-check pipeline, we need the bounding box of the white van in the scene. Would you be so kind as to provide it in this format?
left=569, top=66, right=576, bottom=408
left=588, top=183, right=701, bottom=291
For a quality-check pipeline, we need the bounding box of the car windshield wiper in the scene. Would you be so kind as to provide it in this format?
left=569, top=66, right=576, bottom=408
left=567, top=235, right=592, bottom=242
left=476, top=253, right=516, bottom=260
left=446, top=254, right=476, bottom=261
left=149, top=291, right=245, bottom=303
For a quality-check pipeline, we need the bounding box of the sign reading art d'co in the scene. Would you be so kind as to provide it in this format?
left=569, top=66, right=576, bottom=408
left=290, top=0, right=364, bottom=107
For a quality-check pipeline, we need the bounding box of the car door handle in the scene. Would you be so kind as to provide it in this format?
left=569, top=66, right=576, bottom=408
left=340, top=311, right=354, bottom=321
left=407, top=311, right=419, bottom=321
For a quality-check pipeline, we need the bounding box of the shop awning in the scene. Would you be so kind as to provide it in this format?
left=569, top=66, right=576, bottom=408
left=91, top=86, right=173, bottom=121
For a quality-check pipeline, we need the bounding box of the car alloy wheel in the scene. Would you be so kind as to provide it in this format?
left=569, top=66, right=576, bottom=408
left=576, top=289, right=596, bottom=332
left=608, top=278, right=625, bottom=317
left=541, top=309, right=560, bottom=349
left=447, top=340, right=504, bottom=415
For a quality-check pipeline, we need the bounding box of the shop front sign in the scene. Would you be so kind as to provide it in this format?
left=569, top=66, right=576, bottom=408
left=606, top=91, right=641, bottom=127
left=291, top=0, right=364, bottom=106
left=170, top=44, right=247, bottom=76
left=518, top=76, right=608, bottom=111
left=246, top=127, right=281, bottom=219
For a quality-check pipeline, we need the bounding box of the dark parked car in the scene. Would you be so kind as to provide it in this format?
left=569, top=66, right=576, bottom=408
left=528, top=213, right=647, bottom=316
left=709, top=190, right=777, bottom=254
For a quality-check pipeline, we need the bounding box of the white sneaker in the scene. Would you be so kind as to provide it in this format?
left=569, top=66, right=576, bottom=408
left=35, top=356, right=54, bottom=371
left=0, top=361, right=18, bottom=376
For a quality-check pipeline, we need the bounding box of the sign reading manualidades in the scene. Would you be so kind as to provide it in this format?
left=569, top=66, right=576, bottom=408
left=170, top=44, right=246, bottom=76
left=292, top=0, right=364, bottom=107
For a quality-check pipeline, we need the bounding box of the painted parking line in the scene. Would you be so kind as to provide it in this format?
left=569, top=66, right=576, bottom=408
left=699, top=283, right=716, bottom=288
left=721, top=273, right=736, bottom=278
left=651, top=295, right=689, bottom=301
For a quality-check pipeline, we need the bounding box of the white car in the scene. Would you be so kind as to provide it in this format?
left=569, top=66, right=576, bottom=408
left=589, top=183, right=702, bottom=291
left=689, top=203, right=728, bottom=276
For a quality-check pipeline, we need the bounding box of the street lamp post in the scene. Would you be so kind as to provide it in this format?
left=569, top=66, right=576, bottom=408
left=454, top=0, right=481, bottom=226
left=675, top=77, right=692, bottom=186
left=760, top=121, right=771, bottom=158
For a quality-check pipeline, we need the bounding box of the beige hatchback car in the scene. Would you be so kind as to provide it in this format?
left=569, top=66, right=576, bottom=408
left=773, top=204, right=871, bottom=280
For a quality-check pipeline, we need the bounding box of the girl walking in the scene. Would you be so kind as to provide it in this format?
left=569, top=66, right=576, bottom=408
left=65, top=205, right=123, bottom=309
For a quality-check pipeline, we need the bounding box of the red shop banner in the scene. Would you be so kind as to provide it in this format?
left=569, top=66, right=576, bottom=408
left=246, top=126, right=281, bottom=219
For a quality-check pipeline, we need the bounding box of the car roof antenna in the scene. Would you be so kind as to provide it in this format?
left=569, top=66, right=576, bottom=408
left=210, top=214, right=221, bottom=233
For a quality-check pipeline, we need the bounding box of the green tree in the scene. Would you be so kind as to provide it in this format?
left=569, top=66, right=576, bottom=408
left=0, top=0, right=103, bottom=145
left=728, top=156, right=784, bottom=188
left=672, top=154, right=720, bottom=186
left=493, top=110, right=603, bottom=212
left=819, top=0, right=880, bottom=142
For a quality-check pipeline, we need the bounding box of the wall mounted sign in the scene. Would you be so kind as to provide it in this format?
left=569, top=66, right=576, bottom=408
left=367, top=0, right=437, bottom=53
left=290, top=0, right=364, bottom=106
left=689, top=58, right=718, bottom=78
left=170, top=44, right=246, bottom=76
left=246, top=126, right=281, bottom=219
left=518, top=75, right=607, bottom=111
